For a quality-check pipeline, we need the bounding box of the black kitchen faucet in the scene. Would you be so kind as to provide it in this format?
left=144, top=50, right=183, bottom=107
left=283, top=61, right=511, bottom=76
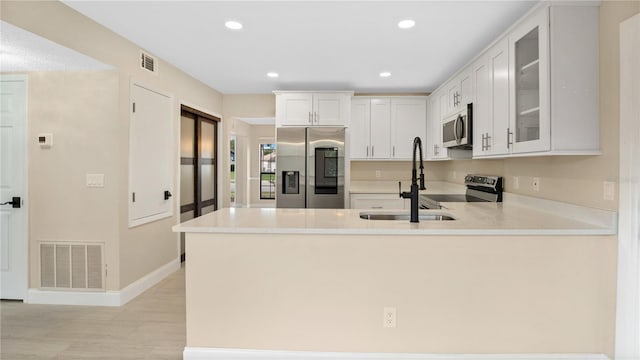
left=399, top=137, right=426, bottom=223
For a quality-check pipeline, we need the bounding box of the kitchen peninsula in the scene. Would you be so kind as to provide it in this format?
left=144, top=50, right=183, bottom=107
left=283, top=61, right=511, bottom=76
left=174, top=191, right=617, bottom=359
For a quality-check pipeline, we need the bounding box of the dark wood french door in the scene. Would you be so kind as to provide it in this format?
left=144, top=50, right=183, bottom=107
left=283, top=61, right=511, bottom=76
left=180, top=105, right=219, bottom=259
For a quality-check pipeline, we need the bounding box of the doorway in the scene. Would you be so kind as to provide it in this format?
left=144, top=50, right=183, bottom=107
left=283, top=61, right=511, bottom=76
left=1, top=74, right=28, bottom=300
left=179, top=105, right=219, bottom=260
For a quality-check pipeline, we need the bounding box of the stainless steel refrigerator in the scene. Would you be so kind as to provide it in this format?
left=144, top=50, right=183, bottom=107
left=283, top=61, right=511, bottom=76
left=276, top=127, right=345, bottom=209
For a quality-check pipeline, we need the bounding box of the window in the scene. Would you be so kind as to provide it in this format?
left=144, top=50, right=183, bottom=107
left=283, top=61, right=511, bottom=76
left=259, top=143, right=276, bottom=200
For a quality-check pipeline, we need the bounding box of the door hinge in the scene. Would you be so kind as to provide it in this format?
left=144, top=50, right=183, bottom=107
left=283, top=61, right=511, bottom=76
left=132, top=192, right=136, bottom=202
left=105, top=264, right=108, bottom=277
left=132, top=102, right=136, bottom=113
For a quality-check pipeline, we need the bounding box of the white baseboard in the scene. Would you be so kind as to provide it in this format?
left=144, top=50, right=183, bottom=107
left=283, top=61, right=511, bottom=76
left=26, top=258, right=180, bottom=307
left=183, top=348, right=609, bottom=360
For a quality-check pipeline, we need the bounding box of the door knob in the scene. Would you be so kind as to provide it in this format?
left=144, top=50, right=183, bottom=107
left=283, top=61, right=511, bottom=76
left=1, top=197, right=21, bottom=208
left=164, top=191, right=172, bottom=200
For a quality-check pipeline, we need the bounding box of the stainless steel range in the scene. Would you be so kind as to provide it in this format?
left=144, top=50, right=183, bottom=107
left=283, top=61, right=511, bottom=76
left=420, top=174, right=503, bottom=209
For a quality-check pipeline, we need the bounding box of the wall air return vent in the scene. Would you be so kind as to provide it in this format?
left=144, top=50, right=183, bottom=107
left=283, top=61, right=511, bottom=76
left=40, top=242, right=104, bottom=291
left=140, top=51, right=157, bottom=74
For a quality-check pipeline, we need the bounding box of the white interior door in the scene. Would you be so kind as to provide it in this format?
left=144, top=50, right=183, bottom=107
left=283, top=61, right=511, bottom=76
left=129, top=83, right=173, bottom=227
left=1, top=75, right=28, bottom=300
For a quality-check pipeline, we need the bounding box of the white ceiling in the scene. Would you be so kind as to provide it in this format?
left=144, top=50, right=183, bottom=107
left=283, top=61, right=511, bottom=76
left=0, top=21, right=113, bottom=72
left=62, top=1, right=537, bottom=94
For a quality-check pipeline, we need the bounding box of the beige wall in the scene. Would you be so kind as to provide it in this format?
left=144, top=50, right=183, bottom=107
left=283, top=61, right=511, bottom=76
left=350, top=161, right=448, bottom=182
left=437, top=1, right=640, bottom=212
left=2, top=1, right=224, bottom=290
left=26, top=71, right=120, bottom=289
left=187, top=232, right=617, bottom=356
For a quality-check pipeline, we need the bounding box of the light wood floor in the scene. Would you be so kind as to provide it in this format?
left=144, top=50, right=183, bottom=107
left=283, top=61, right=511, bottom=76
left=1, top=266, right=186, bottom=359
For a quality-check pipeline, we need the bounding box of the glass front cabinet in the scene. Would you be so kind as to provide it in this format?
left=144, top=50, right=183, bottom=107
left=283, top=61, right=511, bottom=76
left=509, top=7, right=550, bottom=154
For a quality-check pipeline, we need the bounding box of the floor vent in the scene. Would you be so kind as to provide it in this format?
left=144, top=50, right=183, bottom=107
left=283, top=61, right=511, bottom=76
left=140, top=51, right=156, bottom=73
left=40, top=242, right=104, bottom=290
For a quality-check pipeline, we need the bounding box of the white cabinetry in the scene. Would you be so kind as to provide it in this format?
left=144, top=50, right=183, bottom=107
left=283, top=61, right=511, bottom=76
left=426, top=91, right=448, bottom=160
left=390, top=98, right=427, bottom=159
left=275, top=92, right=352, bottom=127
left=443, top=67, right=472, bottom=117
left=474, top=39, right=510, bottom=157
left=350, top=98, right=391, bottom=159
left=350, top=97, right=426, bottom=160
left=508, top=7, right=550, bottom=154
left=471, top=4, right=599, bottom=158
left=350, top=193, right=409, bottom=209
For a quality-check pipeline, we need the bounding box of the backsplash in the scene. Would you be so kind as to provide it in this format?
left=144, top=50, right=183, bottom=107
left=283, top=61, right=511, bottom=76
left=350, top=161, right=447, bottom=182
left=441, top=156, right=617, bottom=211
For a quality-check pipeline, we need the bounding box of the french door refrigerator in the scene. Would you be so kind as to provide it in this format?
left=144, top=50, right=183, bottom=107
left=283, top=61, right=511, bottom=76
left=276, top=127, right=345, bottom=209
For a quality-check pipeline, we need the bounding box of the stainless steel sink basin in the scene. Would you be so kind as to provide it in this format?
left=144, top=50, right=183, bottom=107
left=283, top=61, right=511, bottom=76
left=359, top=211, right=455, bottom=221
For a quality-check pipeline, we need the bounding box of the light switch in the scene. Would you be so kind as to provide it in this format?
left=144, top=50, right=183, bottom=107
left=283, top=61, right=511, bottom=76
left=86, top=174, right=104, bottom=188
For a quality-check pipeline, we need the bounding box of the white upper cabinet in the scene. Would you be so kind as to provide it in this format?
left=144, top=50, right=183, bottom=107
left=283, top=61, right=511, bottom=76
left=444, top=67, right=472, bottom=117
left=350, top=97, right=426, bottom=160
left=349, top=98, right=370, bottom=159
left=426, top=92, right=448, bottom=160
left=508, top=7, right=550, bottom=154
left=349, top=97, right=391, bottom=160
left=370, top=98, right=392, bottom=159
left=390, top=98, right=427, bottom=159
left=275, top=92, right=352, bottom=127
left=475, top=38, right=511, bottom=157
left=450, top=3, right=599, bottom=159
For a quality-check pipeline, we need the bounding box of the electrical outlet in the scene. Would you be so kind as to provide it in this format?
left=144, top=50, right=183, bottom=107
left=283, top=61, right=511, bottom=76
left=375, top=170, right=382, bottom=178
left=383, top=307, right=396, bottom=328
left=532, top=177, right=540, bottom=192
left=603, top=181, right=615, bottom=201
left=452, top=171, right=457, bottom=180
left=512, top=176, right=520, bottom=190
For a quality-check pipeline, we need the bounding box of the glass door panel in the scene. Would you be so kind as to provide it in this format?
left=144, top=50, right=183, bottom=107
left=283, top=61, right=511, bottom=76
left=515, top=26, right=540, bottom=144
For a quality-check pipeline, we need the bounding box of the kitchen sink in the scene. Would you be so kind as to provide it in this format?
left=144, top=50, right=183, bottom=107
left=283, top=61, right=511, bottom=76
left=359, top=211, right=455, bottom=221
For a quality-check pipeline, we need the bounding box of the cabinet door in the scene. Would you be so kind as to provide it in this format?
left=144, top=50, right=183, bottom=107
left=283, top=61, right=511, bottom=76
left=446, top=81, right=459, bottom=116
left=314, top=93, right=348, bottom=126
left=459, top=67, right=472, bottom=108
left=472, top=56, right=490, bottom=157
left=509, top=8, right=550, bottom=154
left=391, top=98, right=427, bottom=159
left=350, top=98, right=370, bottom=159
left=278, top=93, right=313, bottom=126
left=369, top=98, right=391, bottom=159
left=350, top=194, right=408, bottom=209
left=488, top=39, right=510, bottom=156
left=436, top=93, right=449, bottom=159
left=426, top=94, right=439, bottom=160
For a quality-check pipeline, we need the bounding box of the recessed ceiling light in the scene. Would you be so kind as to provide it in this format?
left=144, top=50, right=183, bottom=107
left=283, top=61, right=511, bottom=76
left=398, top=19, right=416, bottom=29
left=225, top=21, right=243, bottom=30
left=379, top=72, right=392, bottom=78
left=267, top=72, right=279, bottom=78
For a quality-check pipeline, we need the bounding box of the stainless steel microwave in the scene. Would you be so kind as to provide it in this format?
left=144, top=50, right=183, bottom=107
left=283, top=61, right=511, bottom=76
left=442, top=103, right=472, bottom=149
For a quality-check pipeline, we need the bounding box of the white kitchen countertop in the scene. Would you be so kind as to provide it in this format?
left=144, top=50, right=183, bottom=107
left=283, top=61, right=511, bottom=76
left=173, top=196, right=617, bottom=236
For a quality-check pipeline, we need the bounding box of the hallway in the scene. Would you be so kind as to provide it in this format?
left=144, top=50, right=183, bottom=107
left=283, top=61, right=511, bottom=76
left=1, top=266, right=185, bottom=359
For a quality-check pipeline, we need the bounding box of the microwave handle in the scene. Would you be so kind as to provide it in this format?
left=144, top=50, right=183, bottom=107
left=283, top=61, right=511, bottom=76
left=454, top=114, right=462, bottom=144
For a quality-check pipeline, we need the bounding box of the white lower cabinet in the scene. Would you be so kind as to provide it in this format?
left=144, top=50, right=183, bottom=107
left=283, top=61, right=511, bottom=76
left=350, top=193, right=409, bottom=209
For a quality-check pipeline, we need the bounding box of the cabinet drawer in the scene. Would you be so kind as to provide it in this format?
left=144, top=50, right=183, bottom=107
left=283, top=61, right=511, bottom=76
left=350, top=194, right=408, bottom=209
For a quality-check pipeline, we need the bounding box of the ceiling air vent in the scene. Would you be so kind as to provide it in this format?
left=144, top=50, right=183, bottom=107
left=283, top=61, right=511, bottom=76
left=140, top=51, right=157, bottom=73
